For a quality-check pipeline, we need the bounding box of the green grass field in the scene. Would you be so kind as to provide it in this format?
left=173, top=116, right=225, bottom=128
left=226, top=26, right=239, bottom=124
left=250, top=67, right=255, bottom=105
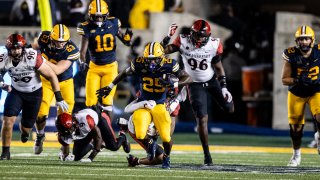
left=1, top=133, right=320, bottom=179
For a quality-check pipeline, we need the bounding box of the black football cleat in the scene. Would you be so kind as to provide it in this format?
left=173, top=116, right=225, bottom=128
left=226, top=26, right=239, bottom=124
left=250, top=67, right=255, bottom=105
left=162, top=155, right=171, bottom=169
left=204, top=154, right=213, bottom=166
left=119, top=131, right=131, bottom=153
left=0, top=151, right=10, bottom=160
left=127, top=154, right=139, bottom=167
left=20, top=132, right=29, bottom=143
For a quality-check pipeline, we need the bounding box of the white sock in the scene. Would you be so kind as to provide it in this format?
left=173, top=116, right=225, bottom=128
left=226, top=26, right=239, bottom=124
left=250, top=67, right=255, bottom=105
left=294, top=149, right=301, bottom=157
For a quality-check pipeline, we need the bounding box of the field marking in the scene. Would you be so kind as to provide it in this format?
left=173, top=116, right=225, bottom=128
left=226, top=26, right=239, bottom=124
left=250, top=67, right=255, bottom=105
left=10, top=141, right=317, bottom=154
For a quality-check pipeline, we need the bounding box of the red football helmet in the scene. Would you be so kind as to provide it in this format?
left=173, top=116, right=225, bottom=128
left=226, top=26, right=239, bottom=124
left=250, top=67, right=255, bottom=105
left=5, top=34, right=26, bottom=50
left=56, top=113, right=75, bottom=135
left=190, top=20, right=211, bottom=47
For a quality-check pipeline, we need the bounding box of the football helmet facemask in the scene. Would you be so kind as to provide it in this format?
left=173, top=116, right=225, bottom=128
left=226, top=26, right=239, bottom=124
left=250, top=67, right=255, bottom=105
left=88, top=0, right=109, bottom=27
left=50, top=24, right=70, bottom=50
left=190, top=19, right=211, bottom=48
left=295, top=25, right=315, bottom=53
left=56, top=113, right=75, bottom=136
left=6, top=33, right=26, bottom=59
left=143, top=42, right=165, bottom=72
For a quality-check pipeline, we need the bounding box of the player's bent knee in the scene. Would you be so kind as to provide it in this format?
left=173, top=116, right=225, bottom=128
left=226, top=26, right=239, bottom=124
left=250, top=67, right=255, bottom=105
left=135, top=132, right=146, bottom=140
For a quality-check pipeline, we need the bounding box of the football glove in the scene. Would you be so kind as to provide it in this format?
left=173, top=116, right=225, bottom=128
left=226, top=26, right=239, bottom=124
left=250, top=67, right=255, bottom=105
left=78, top=60, right=89, bottom=71
left=159, top=76, right=178, bottom=88
left=124, top=28, right=133, bottom=41
left=58, top=152, right=74, bottom=161
left=222, top=88, right=232, bottom=103
left=56, top=100, right=69, bottom=112
left=96, top=86, right=112, bottom=99
left=168, top=23, right=178, bottom=37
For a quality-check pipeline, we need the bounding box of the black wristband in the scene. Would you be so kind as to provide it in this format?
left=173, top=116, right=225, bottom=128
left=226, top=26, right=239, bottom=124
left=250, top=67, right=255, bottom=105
left=54, top=91, right=63, bottom=102
left=218, top=76, right=227, bottom=88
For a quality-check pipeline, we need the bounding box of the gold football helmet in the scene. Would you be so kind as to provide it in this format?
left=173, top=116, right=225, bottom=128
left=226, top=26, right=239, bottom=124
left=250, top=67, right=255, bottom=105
left=295, top=25, right=315, bottom=52
left=143, top=42, right=164, bottom=71
left=88, top=0, right=109, bottom=27
left=50, top=24, right=70, bottom=49
left=50, top=24, right=70, bottom=42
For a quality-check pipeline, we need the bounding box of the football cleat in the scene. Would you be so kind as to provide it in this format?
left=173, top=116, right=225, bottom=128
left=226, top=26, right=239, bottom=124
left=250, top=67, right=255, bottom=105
left=204, top=154, right=213, bottom=166
left=20, top=132, right=29, bottom=143
left=119, top=131, right=131, bottom=153
left=287, top=155, right=301, bottom=167
left=315, top=132, right=320, bottom=154
left=127, top=154, right=139, bottom=167
left=307, top=139, right=317, bottom=148
left=0, top=151, right=10, bottom=160
left=162, top=155, right=170, bottom=169
left=34, top=133, right=45, bottom=154
left=146, top=137, right=157, bottom=161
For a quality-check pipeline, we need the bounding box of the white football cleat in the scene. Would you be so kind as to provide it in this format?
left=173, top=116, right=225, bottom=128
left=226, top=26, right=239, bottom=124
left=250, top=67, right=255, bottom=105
left=34, top=133, right=45, bottom=154
left=287, top=155, right=301, bottom=167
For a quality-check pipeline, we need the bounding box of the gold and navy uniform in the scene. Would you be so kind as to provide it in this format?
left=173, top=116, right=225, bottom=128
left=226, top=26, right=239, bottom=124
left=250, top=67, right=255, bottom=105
left=283, top=44, right=320, bottom=124
left=77, top=17, right=121, bottom=107
left=77, top=17, right=120, bottom=65
left=38, top=31, right=79, bottom=82
left=37, top=31, right=79, bottom=116
left=130, top=57, right=180, bottom=142
left=131, top=57, right=180, bottom=104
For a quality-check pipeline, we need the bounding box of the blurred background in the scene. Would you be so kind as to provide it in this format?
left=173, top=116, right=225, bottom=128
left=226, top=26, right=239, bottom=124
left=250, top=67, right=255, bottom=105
left=0, top=0, right=320, bottom=137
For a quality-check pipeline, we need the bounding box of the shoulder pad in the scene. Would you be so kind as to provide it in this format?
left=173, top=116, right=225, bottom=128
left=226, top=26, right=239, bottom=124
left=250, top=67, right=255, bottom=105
left=38, top=31, right=51, bottom=45
left=284, top=46, right=296, bottom=55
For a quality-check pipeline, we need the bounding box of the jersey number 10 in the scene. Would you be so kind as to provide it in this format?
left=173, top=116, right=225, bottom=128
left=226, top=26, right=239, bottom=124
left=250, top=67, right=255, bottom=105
left=95, top=34, right=114, bottom=52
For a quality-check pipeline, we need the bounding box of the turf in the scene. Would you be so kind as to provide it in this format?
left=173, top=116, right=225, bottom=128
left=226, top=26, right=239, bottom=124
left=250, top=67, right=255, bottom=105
left=1, top=133, right=319, bottom=179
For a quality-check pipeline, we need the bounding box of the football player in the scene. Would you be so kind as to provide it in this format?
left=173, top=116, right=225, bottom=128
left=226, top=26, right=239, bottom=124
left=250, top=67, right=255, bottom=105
left=56, top=107, right=130, bottom=162
left=0, top=34, right=67, bottom=160
left=163, top=20, right=234, bottom=166
left=32, top=24, right=80, bottom=155
left=123, top=87, right=186, bottom=167
left=282, top=25, right=320, bottom=166
left=56, top=109, right=102, bottom=162
left=96, top=42, right=191, bottom=169
left=77, top=0, right=132, bottom=118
